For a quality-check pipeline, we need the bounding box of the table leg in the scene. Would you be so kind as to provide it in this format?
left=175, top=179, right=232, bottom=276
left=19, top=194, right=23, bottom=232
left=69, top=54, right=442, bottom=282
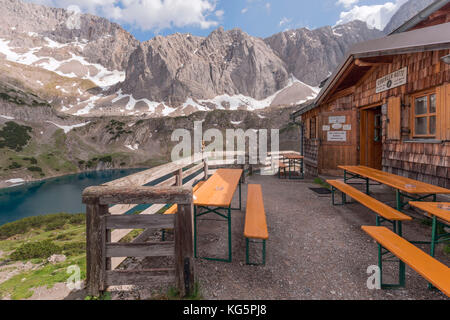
left=228, top=205, right=232, bottom=262
left=396, top=189, right=401, bottom=211
left=431, top=216, right=437, bottom=258
left=194, top=205, right=198, bottom=258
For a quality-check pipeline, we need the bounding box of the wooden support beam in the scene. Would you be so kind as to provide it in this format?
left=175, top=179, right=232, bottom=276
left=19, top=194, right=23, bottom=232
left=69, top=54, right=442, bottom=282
left=86, top=201, right=108, bottom=296
left=105, top=214, right=174, bottom=230
left=82, top=186, right=193, bottom=205
left=175, top=203, right=195, bottom=297
left=106, top=242, right=175, bottom=258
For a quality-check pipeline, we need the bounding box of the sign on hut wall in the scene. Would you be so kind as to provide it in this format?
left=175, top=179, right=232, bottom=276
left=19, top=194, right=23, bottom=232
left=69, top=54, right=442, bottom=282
left=322, top=115, right=352, bottom=143
left=327, top=131, right=347, bottom=142
left=376, top=67, right=408, bottom=93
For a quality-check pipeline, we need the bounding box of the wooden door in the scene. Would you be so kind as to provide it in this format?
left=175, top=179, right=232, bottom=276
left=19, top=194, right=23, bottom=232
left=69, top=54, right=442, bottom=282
left=360, top=107, right=382, bottom=169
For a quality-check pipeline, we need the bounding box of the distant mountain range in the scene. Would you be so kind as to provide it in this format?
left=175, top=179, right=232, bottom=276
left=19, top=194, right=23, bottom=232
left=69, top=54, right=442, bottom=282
left=0, top=0, right=433, bottom=117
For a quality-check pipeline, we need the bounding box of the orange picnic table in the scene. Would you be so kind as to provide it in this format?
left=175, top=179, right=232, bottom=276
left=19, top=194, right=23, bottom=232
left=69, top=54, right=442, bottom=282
left=193, top=168, right=243, bottom=262
left=338, top=165, right=450, bottom=211
left=409, top=202, right=450, bottom=258
left=281, top=153, right=304, bottom=179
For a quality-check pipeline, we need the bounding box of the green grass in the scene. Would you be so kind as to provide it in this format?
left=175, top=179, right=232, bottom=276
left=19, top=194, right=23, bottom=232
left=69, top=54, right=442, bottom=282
left=444, top=244, right=450, bottom=255
left=155, top=282, right=202, bottom=300
left=0, top=213, right=87, bottom=300
left=313, top=177, right=331, bottom=190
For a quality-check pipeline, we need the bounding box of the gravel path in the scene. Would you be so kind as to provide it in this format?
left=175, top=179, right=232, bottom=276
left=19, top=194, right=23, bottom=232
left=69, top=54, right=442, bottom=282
left=107, top=175, right=449, bottom=300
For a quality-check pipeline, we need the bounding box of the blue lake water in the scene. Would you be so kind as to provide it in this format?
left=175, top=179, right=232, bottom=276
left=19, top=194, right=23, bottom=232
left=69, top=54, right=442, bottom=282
left=0, top=168, right=147, bottom=226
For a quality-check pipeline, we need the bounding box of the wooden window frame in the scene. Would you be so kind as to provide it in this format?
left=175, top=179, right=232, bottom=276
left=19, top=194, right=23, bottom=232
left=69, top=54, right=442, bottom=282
left=410, top=89, right=437, bottom=138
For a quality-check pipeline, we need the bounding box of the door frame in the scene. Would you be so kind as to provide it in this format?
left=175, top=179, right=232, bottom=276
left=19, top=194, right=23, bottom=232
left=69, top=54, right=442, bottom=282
left=360, top=105, right=383, bottom=169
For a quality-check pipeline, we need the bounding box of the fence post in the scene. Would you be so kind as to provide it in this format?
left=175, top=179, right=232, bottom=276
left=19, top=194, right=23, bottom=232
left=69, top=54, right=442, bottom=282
left=176, top=168, right=183, bottom=186
left=175, top=202, right=195, bottom=297
left=85, top=200, right=108, bottom=296
left=203, top=160, right=208, bottom=180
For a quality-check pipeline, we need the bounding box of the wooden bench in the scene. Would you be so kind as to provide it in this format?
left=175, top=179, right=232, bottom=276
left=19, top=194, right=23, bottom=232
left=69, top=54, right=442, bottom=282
left=161, top=181, right=205, bottom=240
left=327, top=180, right=412, bottom=234
left=244, top=184, right=268, bottom=265
left=362, top=226, right=450, bottom=297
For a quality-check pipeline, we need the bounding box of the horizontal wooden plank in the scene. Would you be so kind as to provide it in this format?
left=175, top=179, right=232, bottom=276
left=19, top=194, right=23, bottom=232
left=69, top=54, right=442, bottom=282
left=82, top=186, right=193, bottom=205
left=103, top=153, right=206, bottom=187
left=183, top=162, right=204, bottom=178
left=105, top=269, right=175, bottom=286
left=105, top=214, right=174, bottom=230
left=106, top=242, right=174, bottom=258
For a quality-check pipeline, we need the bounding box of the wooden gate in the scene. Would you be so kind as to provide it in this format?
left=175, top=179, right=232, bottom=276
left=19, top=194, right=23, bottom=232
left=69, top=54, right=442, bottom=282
left=82, top=186, right=195, bottom=297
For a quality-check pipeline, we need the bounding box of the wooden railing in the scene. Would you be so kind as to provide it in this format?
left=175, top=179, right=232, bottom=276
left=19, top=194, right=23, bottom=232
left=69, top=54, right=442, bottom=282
left=82, top=150, right=300, bottom=296
left=82, top=186, right=194, bottom=297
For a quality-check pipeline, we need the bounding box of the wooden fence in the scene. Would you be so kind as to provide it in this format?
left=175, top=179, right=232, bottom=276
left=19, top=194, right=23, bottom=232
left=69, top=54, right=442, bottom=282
left=82, top=150, right=300, bottom=296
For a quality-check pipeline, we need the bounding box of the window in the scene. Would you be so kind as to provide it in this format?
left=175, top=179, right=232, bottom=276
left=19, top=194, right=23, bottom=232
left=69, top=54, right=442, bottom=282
left=413, top=92, right=436, bottom=137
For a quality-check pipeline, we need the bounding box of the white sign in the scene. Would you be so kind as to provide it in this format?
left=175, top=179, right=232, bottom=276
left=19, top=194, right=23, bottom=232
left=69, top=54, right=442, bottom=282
left=329, top=116, right=346, bottom=124
left=322, top=125, right=330, bottom=131
left=343, top=124, right=352, bottom=131
left=332, top=123, right=343, bottom=130
left=376, top=67, right=407, bottom=93
left=327, top=131, right=347, bottom=142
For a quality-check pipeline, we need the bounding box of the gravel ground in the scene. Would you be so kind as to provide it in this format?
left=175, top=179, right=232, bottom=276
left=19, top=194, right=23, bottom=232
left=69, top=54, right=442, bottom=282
left=110, top=175, right=449, bottom=300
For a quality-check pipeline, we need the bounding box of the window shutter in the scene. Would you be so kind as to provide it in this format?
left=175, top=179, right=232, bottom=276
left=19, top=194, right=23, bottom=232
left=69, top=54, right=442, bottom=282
left=387, top=96, right=401, bottom=140
left=437, top=83, right=450, bottom=141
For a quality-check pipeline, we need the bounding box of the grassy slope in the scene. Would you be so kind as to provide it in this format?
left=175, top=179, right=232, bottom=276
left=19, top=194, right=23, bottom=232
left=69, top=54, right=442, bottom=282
left=0, top=214, right=86, bottom=300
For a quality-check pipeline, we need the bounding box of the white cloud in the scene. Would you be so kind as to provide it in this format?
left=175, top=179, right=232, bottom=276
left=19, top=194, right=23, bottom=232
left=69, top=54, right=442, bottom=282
left=336, top=0, right=408, bottom=30
left=241, top=7, right=248, bottom=14
left=279, top=17, right=291, bottom=27
left=215, top=10, right=224, bottom=18
left=25, top=0, right=219, bottom=32
left=336, top=0, right=359, bottom=9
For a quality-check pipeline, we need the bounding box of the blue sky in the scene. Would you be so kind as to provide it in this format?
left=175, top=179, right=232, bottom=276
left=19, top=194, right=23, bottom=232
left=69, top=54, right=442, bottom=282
left=29, top=0, right=409, bottom=41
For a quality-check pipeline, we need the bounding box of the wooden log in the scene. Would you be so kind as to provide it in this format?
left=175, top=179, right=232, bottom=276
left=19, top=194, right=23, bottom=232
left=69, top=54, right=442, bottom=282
left=175, top=203, right=195, bottom=297
left=105, top=214, right=174, bottom=230
left=106, top=242, right=174, bottom=258
left=82, top=186, right=193, bottom=205
left=86, top=201, right=108, bottom=296
left=105, top=269, right=175, bottom=286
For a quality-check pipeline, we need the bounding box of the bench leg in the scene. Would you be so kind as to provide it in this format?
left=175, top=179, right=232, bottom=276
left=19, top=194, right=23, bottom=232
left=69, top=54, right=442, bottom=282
left=246, top=238, right=266, bottom=266
left=378, top=244, right=406, bottom=289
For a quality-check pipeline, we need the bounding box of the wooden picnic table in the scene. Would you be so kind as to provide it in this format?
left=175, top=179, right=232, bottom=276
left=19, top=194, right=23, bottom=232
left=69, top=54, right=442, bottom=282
left=193, top=168, right=243, bottom=262
left=338, top=165, right=450, bottom=211
left=409, top=202, right=450, bottom=258
left=282, top=153, right=304, bottom=179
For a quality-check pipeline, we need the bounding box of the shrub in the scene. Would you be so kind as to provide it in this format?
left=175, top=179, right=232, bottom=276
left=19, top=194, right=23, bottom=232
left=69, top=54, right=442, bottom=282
left=62, top=242, right=86, bottom=256
left=10, top=240, right=61, bottom=261
left=8, top=162, right=22, bottom=169
left=44, top=220, right=66, bottom=231
left=23, top=157, right=38, bottom=165
left=27, top=166, right=43, bottom=173
left=0, top=213, right=85, bottom=240
left=99, top=155, right=112, bottom=163
left=0, top=121, right=32, bottom=151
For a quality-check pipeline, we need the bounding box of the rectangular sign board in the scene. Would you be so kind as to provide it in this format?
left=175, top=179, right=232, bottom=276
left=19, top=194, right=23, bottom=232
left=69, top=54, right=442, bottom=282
left=329, top=116, right=346, bottom=124
left=327, top=131, right=347, bottom=142
left=376, top=67, right=407, bottom=93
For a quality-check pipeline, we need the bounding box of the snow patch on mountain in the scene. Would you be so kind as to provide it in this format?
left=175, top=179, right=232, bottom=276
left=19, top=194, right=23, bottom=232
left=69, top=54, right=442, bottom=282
left=0, top=38, right=125, bottom=87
